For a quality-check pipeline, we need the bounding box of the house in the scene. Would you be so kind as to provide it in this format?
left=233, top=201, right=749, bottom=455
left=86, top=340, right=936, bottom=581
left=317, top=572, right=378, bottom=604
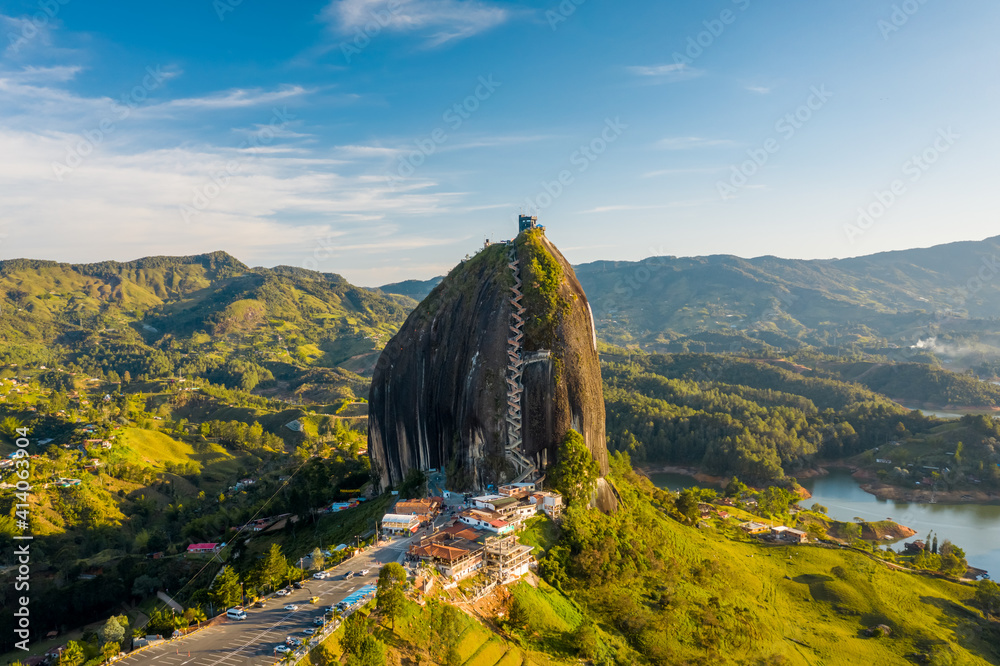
left=394, top=498, right=440, bottom=516
left=529, top=491, right=563, bottom=520
left=904, top=540, right=926, bottom=554
left=460, top=509, right=514, bottom=535
left=876, top=458, right=892, bottom=464
left=409, top=530, right=486, bottom=581
left=186, top=543, right=222, bottom=553
left=740, top=522, right=769, bottom=535
left=381, top=513, right=421, bottom=535
left=771, top=526, right=808, bottom=543
left=498, top=482, right=536, bottom=496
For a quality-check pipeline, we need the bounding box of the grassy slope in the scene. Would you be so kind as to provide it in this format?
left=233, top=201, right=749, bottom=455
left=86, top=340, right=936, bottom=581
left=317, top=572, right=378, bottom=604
left=565, top=472, right=1000, bottom=665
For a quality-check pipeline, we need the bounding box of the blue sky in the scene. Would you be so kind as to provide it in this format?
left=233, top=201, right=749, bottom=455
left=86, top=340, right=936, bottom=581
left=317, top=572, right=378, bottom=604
left=0, top=0, right=998, bottom=285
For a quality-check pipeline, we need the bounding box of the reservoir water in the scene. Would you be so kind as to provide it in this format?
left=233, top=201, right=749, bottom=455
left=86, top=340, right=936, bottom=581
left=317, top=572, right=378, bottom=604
left=650, top=469, right=1000, bottom=576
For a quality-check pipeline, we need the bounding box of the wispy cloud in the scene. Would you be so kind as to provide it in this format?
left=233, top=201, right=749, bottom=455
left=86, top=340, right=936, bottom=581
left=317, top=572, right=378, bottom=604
left=642, top=167, right=728, bottom=177
left=656, top=137, right=735, bottom=150
left=746, top=85, right=772, bottom=94
left=159, top=85, right=310, bottom=111
left=628, top=63, right=703, bottom=82
left=323, top=0, right=509, bottom=47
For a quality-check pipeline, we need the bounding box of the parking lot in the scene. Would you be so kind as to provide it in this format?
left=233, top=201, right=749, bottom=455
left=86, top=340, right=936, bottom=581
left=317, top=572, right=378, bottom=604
left=117, top=538, right=413, bottom=666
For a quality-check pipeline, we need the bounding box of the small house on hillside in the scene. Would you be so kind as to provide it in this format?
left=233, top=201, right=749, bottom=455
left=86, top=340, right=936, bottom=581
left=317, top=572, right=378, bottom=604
left=187, top=543, right=222, bottom=554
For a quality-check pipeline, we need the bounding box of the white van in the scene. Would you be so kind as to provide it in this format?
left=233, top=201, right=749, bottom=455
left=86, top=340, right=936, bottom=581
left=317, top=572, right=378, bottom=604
left=226, top=608, right=247, bottom=621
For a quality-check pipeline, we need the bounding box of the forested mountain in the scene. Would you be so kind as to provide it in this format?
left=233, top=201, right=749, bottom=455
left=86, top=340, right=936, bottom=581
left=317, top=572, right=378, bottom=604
left=0, top=251, right=415, bottom=400
left=574, top=235, right=1000, bottom=364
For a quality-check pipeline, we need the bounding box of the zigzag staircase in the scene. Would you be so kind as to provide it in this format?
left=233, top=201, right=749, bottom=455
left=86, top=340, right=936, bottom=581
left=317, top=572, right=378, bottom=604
left=505, top=245, right=536, bottom=483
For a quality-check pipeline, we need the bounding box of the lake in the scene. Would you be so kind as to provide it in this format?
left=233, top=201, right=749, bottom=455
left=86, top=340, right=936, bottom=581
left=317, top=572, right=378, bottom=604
left=650, top=469, right=1000, bottom=576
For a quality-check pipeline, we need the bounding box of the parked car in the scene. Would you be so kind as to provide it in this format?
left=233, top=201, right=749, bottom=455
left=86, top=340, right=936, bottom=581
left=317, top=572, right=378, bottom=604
left=254, top=600, right=266, bottom=608
left=322, top=605, right=335, bottom=613
left=275, top=589, right=289, bottom=597
left=275, top=645, right=290, bottom=654
left=302, top=628, right=316, bottom=635
left=343, top=571, right=354, bottom=579
left=313, top=617, right=325, bottom=626
left=292, top=582, right=303, bottom=589
left=359, top=568, right=370, bottom=576
left=284, top=604, right=299, bottom=612
left=286, top=637, right=303, bottom=647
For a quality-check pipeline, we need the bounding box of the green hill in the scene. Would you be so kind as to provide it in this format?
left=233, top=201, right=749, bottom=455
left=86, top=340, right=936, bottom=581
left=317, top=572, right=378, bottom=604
left=574, top=235, right=1000, bottom=365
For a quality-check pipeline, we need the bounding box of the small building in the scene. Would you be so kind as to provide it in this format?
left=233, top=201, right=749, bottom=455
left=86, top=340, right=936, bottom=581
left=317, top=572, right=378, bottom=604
left=771, top=526, right=808, bottom=543
left=904, top=540, right=926, bottom=554
left=186, top=543, right=222, bottom=553
left=740, top=522, right=769, bottom=535
left=394, top=498, right=440, bottom=516
left=381, top=513, right=421, bottom=535
left=498, top=482, right=536, bottom=496
left=460, top=509, right=514, bottom=535
left=529, top=491, right=563, bottom=520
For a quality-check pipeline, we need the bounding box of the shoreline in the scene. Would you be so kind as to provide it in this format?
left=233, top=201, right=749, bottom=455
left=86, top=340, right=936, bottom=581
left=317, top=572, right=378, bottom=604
left=640, top=462, right=1000, bottom=505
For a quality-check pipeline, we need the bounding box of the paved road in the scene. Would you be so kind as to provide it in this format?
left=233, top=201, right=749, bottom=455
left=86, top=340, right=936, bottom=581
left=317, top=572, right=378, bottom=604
left=119, top=538, right=414, bottom=666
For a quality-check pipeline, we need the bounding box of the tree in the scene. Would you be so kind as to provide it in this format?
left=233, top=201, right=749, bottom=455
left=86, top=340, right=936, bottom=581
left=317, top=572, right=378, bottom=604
left=572, top=619, right=600, bottom=660
left=60, top=642, right=84, bottom=666
left=122, top=371, right=132, bottom=385
left=347, top=636, right=385, bottom=666
left=101, top=641, right=120, bottom=662
left=376, top=563, right=407, bottom=628
left=974, top=580, right=1000, bottom=615
left=131, top=574, right=160, bottom=598
left=184, top=607, right=207, bottom=625
left=311, top=547, right=325, bottom=571
left=724, top=476, right=748, bottom=498
left=262, top=544, right=288, bottom=590
left=551, top=429, right=599, bottom=505
left=341, top=611, right=372, bottom=657
left=210, top=566, right=243, bottom=609
left=675, top=489, right=701, bottom=524
left=99, top=615, right=126, bottom=645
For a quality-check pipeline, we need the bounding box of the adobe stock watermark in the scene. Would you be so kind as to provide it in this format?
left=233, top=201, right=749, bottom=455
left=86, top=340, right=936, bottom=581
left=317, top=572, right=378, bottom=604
left=520, top=117, right=627, bottom=213
left=383, top=75, right=501, bottom=190
left=11, top=426, right=33, bottom=651
left=302, top=232, right=340, bottom=272
left=671, top=0, right=751, bottom=69
left=5, top=0, right=71, bottom=55
left=716, top=85, right=833, bottom=201
left=52, top=66, right=171, bottom=181
left=545, top=0, right=586, bottom=30
left=844, top=127, right=958, bottom=244
left=878, top=0, right=931, bottom=40
left=340, top=0, right=404, bottom=63
left=179, top=106, right=296, bottom=224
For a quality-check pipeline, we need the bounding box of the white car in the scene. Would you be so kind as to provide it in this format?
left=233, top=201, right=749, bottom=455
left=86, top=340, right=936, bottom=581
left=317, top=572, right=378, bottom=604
left=359, top=568, right=370, bottom=576
left=312, top=572, right=326, bottom=580
left=302, top=628, right=316, bottom=635
left=275, top=645, right=290, bottom=654
left=284, top=604, right=299, bottom=612
left=275, top=589, right=289, bottom=597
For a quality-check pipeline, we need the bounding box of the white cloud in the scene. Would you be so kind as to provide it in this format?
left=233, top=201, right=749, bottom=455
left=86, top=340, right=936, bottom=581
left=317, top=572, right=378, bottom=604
left=628, top=63, right=703, bottom=82
left=656, top=137, right=735, bottom=150
left=746, top=85, right=772, bottom=94
left=642, top=167, right=727, bottom=177
left=323, top=0, right=509, bottom=47
left=158, top=85, right=310, bottom=111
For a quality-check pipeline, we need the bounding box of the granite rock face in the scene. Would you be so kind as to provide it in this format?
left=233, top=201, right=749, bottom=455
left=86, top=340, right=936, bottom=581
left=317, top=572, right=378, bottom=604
left=368, top=229, right=610, bottom=498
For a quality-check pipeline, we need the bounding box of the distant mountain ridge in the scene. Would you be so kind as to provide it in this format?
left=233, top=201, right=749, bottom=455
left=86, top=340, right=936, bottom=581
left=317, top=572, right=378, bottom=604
left=572, top=235, right=1000, bottom=360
